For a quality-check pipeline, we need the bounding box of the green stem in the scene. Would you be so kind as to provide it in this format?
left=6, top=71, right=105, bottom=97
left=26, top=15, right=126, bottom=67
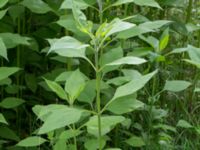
left=186, top=0, right=193, bottom=23
left=95, top=50, right=102, bottom=150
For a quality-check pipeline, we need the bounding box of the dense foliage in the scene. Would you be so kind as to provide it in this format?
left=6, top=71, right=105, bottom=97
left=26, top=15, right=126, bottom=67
left=0, top=0, right=200, bottom=149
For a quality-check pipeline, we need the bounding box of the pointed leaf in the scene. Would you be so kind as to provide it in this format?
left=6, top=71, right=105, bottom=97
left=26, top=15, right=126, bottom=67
left=0, top=0, right=8, bottom=8
left=0, top=9, right=8, bottom=20
left=0, top=113, right=8, bottom=125
left=17, top=136, right=47, bottom=147
left=0, top=37, right=7, bottom=60
left=163, top=80, right=191, bottom=92
left=44, top=79, right=68, bottom=101
left=38, top=107, right=83, bottom=134
left=106, top=95, right=144, bottom=114
left=133, top=0, right=161, bottom=9
left=159, top=28, right=169, bottom=51
left=105, top=56, right=146, bottom=67
left=0, top=97, right=25, bottom=109
left=177, top=120, right=193, bottom=129
left=86, top=116, right=125, bottom=137
left=125, top=136, right=145, bottom=147
left=0, top=67, right=20, bottom=81
left=20, top=0, right=52, bottom=14
left=65, top=70, right=86, bottom=104
left=111, top=70, right=157, bottom=100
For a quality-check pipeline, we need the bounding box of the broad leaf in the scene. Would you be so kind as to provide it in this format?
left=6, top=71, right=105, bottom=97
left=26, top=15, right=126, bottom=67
left=112, top=0, right=133, bottom=6
left=0, top=0, right=8, bottom=8
left=38, top=107, right=83, bottom=134
left=0, top=9, right=8, bottom=20
left=21, top=0, right=52, bottom=14
left=65, top=69, right=86, bottom=104
left=86, top=116, right=125, bottom=137
left=48, top=36, right=89, bottom=59
left=44, top=79, right=68, bottom=101
left=163, top=80, right=191, bottom=92
left=111, top=70, right=157, bottom=100
left=0, top=97, right=25, bottom=109
left=133, top=0, right=161, bottom=9
left=0, top=126, right=20, bottom=141
left=0, top=113, right=8, bottom=125
left=0, top=67, right=20, bottom=81
left=125, top=136, right=145, bottom=147
left=60, top=0, right=89, bottom=10
left=84, top=138, right=106, bottom=150
left=17, top=136, right=47, bottom=147
left=106, top=95, right=144, bottom=114
left=105, top=56, right=146, bottom=67
left=0, top=33, right=30, bottom=48
left=0, top=37, right=7, bottom=60
left=177, top=120, right=193, bottom=129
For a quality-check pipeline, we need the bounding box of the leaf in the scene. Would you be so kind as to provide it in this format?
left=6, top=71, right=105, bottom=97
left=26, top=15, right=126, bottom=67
left=140, top=20, right=171, bottom=30
left=20, top=0, right=52, bottom=14
left=0, top=33, right=30, bottom=48
left=111, top=70, right=157, bottom=100
left=0, top=37, right=7, bottom=60
left=0, top=0, right=8, bottom=8
left=65, top=69, right=86, bottom=104
left=177, top=120, right=193, bottom=129
left=163, top=80, right=191, bottom=92
left=125, top=136, right=145, bottom=147
left=0, top=113, right=8, bottom=125
left=60, top=0, right=89, bottom=10
left=0, top=9, right=8, bottom=20
left=48, top=36, right=88, bottom=58
left=44, top=78, right=68, bottom=101
left=106, top=95, right=144, bottom=114
left=0, top=126, right=20, bottom=141
left=0, top=67, right=20, bottom=81
left=17, top=136, right=47, bottom=147
left=86, top=116, right=125, bottom=137
left=25, top=74, right=37, bottom=93
left=187, top=45, right=200, bottom=63
left=112, top=0, right=133, bottom=6
left=133, top=0, right=161, bottom=9
left=159, top=28, right=169, bottom=51
left=105, top=18, right=135, bottom=38
left=38, top=107, right=83, bottom=134
left=84, top=137, right=106, bottom=150
left=105, top=56, right=146, bottom=67
left=0, top=97, right=25, bottom=109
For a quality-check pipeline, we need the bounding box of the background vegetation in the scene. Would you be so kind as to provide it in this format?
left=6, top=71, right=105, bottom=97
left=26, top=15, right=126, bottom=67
left=0, top=0, right=200, bottom=149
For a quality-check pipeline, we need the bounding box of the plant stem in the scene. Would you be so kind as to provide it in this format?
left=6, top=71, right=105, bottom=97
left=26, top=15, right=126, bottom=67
left=95, top=50, right=102, bottom=150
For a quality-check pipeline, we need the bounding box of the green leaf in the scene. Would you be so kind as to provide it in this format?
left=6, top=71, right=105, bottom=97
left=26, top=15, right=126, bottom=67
left=17, top=136, right=47, bottom=147
left=125, top=136, right=145, bottom=147
left=163, top=80, right=191, bottom=92
left=0, top=33, right=30, bottom=48
left=139, top=35, right=159, bottom=51
left=0, top=126, right=20, bottom=141
left=0, top=113, right=8, bottom=125
left=112, top=0, right=133, bottom=6
left=0, top=37, right=7, bottom=60
left=140, top=20, right=171, bottom=30
left=86, top=116, right=125, bottom=137
left=65, top=69, right=86, bottom=104
left=177, top=120, right=193, bottom=129
left=105, top=18, right=135, bottom=38
left=105, top=56, right=146, bottom=67
left=106, top=95, right=144, bottom=114
left=20, top=0, right=52, bottom=14
left=48, top=36, right=88, bottom=58
left=44, top=78, right=68, bottom=101
left=25, top=74, right=37, bottom=93
left=0, top=97, right=25, bottom=109
left=0, top=9, right=8, bottom=20
left=0, top=0, right=8, bottom=8
left=159, top=28, right=169, bottom=51
left=84, top=138, right=106, bottom=150
left=60, top=0, right=89, bottom=10
left=133, top=0, right=161, bottom=9
left=38, top=107, right=83, bottom=134
left=0, top=67, right=20, bottom=81
left=187, top=45, right=200, bottom=63
left=111, top=70, right=157, bottom=100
